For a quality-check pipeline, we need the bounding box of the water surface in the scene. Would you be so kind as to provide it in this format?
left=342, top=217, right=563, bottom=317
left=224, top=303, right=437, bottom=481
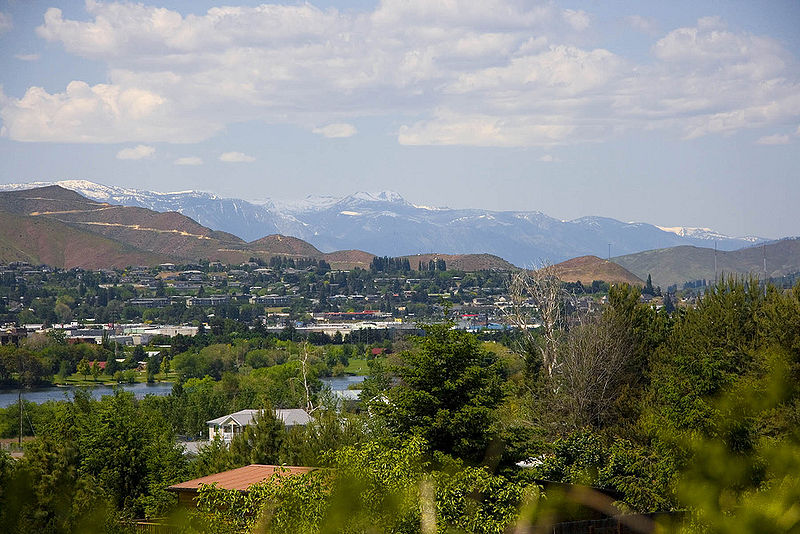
left=0, top=382, right=175, bottom=408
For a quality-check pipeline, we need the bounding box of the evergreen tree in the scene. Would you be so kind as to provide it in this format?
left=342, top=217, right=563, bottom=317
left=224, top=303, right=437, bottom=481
left=229, top=408, right=285, bottom=465
left=663, top=293, right=675, bottom=314
left=372, top=321, right=505, bottom=463
left=643, top=274, right=655, bottom=296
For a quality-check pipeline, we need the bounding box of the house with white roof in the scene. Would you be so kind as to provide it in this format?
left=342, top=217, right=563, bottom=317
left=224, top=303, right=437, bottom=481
left=206, top=408, right=312, bottom=442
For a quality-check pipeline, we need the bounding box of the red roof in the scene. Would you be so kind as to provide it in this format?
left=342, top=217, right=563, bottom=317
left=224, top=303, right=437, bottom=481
left=168, top=464, right=314, bottom=493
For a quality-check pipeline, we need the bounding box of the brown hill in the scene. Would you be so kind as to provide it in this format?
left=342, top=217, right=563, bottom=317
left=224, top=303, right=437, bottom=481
left=0, top=185, right=106, bottom=215
left=0, top=186, right=531, bottom=272
left=0, top=210, right=168, bottom=269
left=0, top=187, right=335, bottom=268
left=248, top=235, right=322, bottom=257
left=402, top=253, right=515, bottom=272
left=551, top=255, right=644, bottom=285
left=323, top=250, right=375, bottom=270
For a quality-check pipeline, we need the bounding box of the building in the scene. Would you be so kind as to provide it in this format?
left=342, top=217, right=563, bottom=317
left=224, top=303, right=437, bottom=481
left=0, top=326, right=26, bottom=346
left=206, top=408, right=312, bottom=442
left=167, top=464, right=315, bottom=507
left=186, top=295, right=230, bottom=307
left=127, top=297, right=171, bottom=308
left=318, top=310, right=388, bottom=322
left=250, top=294, right=294, bottom=306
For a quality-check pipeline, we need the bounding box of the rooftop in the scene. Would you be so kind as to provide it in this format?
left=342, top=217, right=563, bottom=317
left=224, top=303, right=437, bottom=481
left=168, top=464, right=314, bottom=493
left=206, top=408, right=312, bottom=427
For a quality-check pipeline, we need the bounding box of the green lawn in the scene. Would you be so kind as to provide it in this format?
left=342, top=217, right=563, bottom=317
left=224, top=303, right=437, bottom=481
left=344, top=358, right=370, bottom=375
left=54, top=371, right=177, bottom=386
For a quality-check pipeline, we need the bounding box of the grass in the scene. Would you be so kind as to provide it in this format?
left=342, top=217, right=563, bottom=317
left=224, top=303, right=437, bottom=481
left=54, top=371, right=178, bottom=386
left=344, top=358, right=370, bottom=375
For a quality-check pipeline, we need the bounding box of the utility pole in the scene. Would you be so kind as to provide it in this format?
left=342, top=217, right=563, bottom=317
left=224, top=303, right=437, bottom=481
left=607, top=243, right=611, bottom=261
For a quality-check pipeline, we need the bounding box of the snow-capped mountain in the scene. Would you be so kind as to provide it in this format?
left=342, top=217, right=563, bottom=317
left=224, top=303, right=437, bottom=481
left=656, top=225, right=762, bottom=243
left=0, top=180, right=309, bottom=240
left=0, top=180, right=769, bottom=266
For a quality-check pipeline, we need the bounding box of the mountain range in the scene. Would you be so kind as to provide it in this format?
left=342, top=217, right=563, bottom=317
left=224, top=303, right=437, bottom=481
left=0, top=185, right=513, bottom=271
left=0, top=180, right=768, bottom=267
left=1, top=183, right=797, bottom=287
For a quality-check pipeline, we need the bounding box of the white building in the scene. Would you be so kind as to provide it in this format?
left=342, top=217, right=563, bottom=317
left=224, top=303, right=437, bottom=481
left=206, top=408, right=312, bottom=442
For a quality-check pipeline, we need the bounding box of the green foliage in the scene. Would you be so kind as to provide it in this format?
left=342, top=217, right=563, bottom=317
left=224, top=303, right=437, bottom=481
left=648, top=278, right=775, bottom=436
left=188, top=437, right=531, bottom=534
left=76, top=358, right=90, bottom=381
left=671, top=346, right=800, bottom=533
left=279, top=409, right=367, bottom=466
left=533, top=429, right=676, bottom=512
left=229, top=409, right=284, bottom=466
left=90, top=361, right=101, bottom=381
left=372, top=322, right=506, bottom=463
left=2, top=277, right=800, bottom=532
left=0, top=390, right=188, bottom=531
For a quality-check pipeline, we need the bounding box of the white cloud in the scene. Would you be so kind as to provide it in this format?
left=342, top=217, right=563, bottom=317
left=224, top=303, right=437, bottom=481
left=0, top=12, right=11, bottom=35
left=174, top=156, right=203, bottom=165
left=539, top=154, right=554, bottom=162
left=562, top=9, right=589, bottom=32
left=219, top=151, right=255, bottom=162
left=0, top=81, right=219, bottom=143
left=625, top=15, right=657, bottom=35
left=0, top=5, right=794, bottom=147
left=756, top=134, right=790, bottom=145
left=398, top=110, right=579, bottom=147
left=312, top=123, right=357, bottom=138
left=116, top=144, right=155, bottom=159
left=15, top=54, right=41, bottom=62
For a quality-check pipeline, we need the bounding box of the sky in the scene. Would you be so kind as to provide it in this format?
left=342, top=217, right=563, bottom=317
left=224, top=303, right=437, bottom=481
left=0, top=0, right=798, bottom=239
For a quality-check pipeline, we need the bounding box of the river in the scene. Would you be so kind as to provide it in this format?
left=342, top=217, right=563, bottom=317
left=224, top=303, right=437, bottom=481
left=0, top=375, right=366, bottom=408
left=0, top=382, right=176, bottom=408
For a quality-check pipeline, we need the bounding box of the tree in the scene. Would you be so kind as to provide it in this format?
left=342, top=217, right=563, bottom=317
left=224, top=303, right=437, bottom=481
left=643, top=274, right=655, bottom=296
left=90, top=361, right=100, bottom=382
left=77, top=358, right=90, bottom=381
left=663, top=292, right=675, bottom=314
left=508, top=263, right=571, bottom=377
left=132, top=345, right=146, bottom=362
left=372, top=321, right=505, bottom=463
left=54, top=298, right=73, bottom=324
left=78, top=390, right=188, bottom=517
left=146, top=353, right=160, bottom=383
left=550, top=315, right=637, bottom=429
left=229, top=409, right=285, bottom=465
left=191, top=437, right=530, bottom=534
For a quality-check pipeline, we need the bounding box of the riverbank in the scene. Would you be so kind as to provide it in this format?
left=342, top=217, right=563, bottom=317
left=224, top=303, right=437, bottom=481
left=53, top=370, right=178, bottom=387
left=0, top=371, right=178, bottom=391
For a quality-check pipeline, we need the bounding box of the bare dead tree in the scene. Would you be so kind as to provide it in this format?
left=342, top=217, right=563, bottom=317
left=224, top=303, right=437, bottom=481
left=551, top=316, right=636, bottom=429
left=508, top=262, right=573, bottom=378
left=509, top=265, right=637, bottom=432
left=299, top=342, right=316, bottom=413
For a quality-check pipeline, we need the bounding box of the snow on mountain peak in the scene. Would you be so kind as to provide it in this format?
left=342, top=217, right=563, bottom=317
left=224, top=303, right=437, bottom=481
left=657, top=225, right=726, bottom=239
left=348, top=191, right=406, bottom=203
left=271, top=194, right=338, bottom=213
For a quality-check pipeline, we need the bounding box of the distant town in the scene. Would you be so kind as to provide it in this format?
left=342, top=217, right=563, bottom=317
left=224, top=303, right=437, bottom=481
left=1, top=254, right=714, bottom=350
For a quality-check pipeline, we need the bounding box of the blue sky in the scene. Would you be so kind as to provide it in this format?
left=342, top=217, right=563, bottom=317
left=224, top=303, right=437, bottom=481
left=1, top=0, right=798, bottom=239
